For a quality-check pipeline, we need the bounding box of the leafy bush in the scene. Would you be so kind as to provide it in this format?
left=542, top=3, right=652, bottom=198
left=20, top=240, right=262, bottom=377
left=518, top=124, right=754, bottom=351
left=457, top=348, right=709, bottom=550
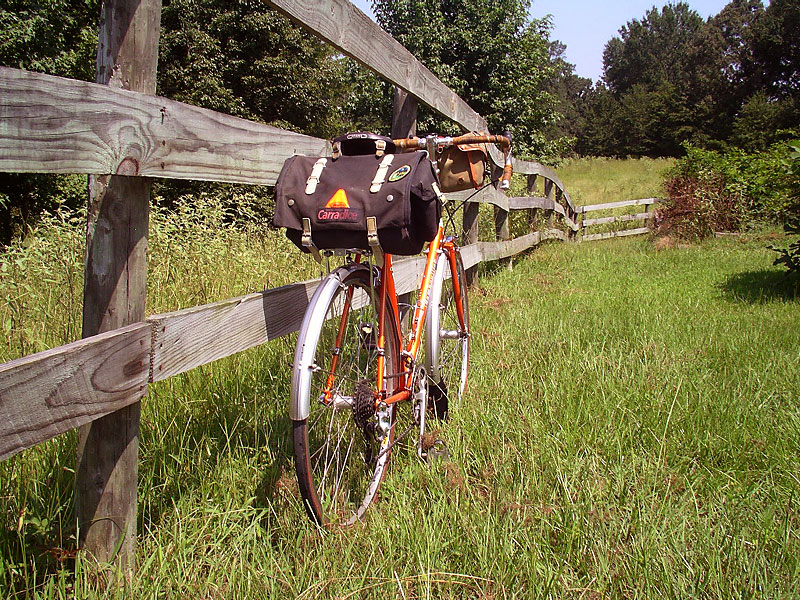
left=658, top=141, right=798, bottom=238
left=769, top=141, right=800, bottom=281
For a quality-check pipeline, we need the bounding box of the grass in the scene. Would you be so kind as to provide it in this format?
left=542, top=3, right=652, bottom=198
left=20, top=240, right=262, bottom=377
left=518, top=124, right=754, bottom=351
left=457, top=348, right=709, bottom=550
left=1, top=166, right=799, bottom=597
left=554, top=157, right=674, bottom=207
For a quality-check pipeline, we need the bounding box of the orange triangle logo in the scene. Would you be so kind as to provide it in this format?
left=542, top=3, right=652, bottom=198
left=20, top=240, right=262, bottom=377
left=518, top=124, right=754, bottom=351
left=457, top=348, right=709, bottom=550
left=325, top=189, right=350, bottom=208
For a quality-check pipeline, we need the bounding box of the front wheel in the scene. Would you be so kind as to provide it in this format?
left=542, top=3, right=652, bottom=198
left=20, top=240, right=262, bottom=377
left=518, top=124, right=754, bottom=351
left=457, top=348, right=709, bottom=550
left=291, top=264, right=401, bottom=526
left=424, top=248, right=469, bottom=419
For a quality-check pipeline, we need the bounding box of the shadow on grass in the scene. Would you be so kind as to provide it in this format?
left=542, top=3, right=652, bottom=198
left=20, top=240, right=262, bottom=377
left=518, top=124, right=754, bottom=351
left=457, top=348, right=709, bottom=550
left=720, top=270, right=799, bottom=303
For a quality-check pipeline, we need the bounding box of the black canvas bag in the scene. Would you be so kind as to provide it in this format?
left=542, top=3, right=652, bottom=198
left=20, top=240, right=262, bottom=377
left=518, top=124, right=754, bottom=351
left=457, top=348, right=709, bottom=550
left=273, top=151, right=441, bottom=256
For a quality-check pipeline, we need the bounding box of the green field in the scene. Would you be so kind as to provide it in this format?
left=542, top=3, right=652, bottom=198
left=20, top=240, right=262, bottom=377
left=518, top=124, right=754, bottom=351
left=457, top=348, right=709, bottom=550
left=555, top=157, right=674, bottom=207
left=1, top=165, right=798, bottom=597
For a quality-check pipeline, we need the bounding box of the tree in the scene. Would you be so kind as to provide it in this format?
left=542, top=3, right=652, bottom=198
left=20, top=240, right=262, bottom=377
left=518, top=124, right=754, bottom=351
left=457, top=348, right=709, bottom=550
left=371, top=0, right=561, bottom=159
left=542, top=40, right=593, bottom=150
left=159, top=0, right=349, bottom=139
left=748, top=0, right=800, bottom=99
left=0, top=0, right=100, bottom=243
left=588, top=3, right=709, bottom=156
left=0, top=0, right=98, bottom=81
left=602, top=2, right=704, bottom=95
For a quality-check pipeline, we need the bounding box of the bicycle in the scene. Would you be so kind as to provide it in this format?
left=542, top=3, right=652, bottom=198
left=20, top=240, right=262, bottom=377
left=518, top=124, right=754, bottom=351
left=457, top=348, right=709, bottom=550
left=285, top=132, right=512, bottom=525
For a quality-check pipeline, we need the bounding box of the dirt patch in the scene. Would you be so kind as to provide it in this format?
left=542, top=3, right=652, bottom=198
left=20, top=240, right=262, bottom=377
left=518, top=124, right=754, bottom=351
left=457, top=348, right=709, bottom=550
left=530, top=273, right=558, bottom=287
left=487, top=296, right=512, bottom=309
left=443, top=462, right=466, bottom=492
left=654, top=235, right=675, bottom=251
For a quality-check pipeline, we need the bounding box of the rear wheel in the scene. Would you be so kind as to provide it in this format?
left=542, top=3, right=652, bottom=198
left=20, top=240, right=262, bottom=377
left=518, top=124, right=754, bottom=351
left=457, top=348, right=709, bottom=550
left=424, top=249, right=469, bottom=419
left=292, top=265, right=401, bottom=526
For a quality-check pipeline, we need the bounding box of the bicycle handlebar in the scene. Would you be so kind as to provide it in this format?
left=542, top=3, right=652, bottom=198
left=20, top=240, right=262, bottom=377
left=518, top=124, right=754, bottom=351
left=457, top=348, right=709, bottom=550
left=392, top=133, right=511, bottom=151
left=392, top=133, right=514, bottom=189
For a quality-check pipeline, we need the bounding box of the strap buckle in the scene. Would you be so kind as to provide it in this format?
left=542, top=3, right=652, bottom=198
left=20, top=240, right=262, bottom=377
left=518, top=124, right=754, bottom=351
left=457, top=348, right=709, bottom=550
left=301, top=217, right=322, bottom=263
left=366, top=216, right=383, bottom=267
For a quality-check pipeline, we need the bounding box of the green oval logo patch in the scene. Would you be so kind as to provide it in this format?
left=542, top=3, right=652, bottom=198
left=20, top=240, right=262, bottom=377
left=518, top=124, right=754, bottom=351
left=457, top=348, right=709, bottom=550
left=388, top=165, right=411, bottom=182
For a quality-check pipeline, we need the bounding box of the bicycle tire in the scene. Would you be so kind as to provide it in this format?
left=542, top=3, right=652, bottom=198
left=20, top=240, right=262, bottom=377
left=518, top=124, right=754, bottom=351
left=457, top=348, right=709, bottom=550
left=424, top=249, right=469, bottom=419
left=292, top=264, right=401, bottom=525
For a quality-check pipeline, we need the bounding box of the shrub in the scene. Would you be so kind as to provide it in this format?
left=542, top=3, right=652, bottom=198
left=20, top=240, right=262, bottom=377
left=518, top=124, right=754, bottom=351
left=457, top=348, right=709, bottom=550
left=769, top=141, right=800, bottom=281
left=658, top=141, right=797, bottom=239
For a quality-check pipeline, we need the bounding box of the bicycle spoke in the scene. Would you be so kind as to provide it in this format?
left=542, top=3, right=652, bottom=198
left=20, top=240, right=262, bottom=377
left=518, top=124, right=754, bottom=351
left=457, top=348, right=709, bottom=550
left=293, top=265, right=399, bottom=525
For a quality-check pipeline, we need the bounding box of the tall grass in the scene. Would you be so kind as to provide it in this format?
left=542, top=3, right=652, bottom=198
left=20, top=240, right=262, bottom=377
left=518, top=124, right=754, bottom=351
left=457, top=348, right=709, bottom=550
left=1, top=189, right=798, bottom=597
left=556, top=157, right=673, bottom=207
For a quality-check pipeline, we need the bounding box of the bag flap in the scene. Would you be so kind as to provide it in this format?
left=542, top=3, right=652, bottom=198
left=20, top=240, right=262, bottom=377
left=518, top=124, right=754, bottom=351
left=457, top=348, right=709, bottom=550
left=454, top=141, right=488, bottom=156
left=274, top=152, right=438, bottom=232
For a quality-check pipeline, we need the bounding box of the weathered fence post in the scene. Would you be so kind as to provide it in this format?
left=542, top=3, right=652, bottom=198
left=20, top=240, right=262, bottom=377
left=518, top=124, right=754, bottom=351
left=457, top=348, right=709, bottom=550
left=76, top=0, right=161, bottom=576
left=544, top=179, right=555, bottom=229
left=392, top=87, right=417, bottom=140
left=555, top=188, right=565, bottom=235
left=491, top=164, right=511, bottom=269
left=527, top=174, right=538, bottom=232
left=462, top=202, right=479, bottom=285
left=581, top=206, right=588, bottom=240
left=570, top=204, right=580, bottom=242
left=392, top=87, right=417, bottom=321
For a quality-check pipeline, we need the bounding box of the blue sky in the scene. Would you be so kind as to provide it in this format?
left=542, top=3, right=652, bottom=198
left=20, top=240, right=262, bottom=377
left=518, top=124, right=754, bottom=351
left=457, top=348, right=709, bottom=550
left=351, top=0, right=732, bottom=82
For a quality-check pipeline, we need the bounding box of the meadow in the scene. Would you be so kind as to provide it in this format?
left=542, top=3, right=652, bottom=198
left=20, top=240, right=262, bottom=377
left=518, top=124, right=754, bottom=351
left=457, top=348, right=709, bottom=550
left=1, top=162, right=798, bottom=598
left=554, top=157, right=673, bottom=207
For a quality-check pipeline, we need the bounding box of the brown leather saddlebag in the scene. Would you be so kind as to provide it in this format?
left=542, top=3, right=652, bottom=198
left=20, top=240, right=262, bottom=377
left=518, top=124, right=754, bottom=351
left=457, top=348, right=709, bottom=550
left=436, top=140, right=489, bottom=192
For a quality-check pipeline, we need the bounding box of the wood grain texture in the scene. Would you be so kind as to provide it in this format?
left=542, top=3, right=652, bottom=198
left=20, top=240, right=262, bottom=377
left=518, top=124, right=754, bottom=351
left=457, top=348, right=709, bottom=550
left=479, top=232, right=541, bottom=263
left=580, top=198, right=659, bottom=213
left=447, top=185, right=509, bottom=211
left=265, top=0, right=486, bottom=133
left=583, top=212, right=655, bottom=227
left=459, top=229, right=565, bottom=269
left=0, top=67, right=329, bottom=184
left=0, top=324, right=150, bottom=461
left=149, top=280, right=319, bottom=382
left=147, top=255, right=429, bottom=382
left=583, top=227, right=651, bottom=241
left=75, top=0, right=158, bottom=574
left=507, top=196, right=579, bottom=231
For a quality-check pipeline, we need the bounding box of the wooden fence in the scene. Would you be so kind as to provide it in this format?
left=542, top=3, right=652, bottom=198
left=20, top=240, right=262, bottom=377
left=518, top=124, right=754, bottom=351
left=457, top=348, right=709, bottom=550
left=581, top=197, right=660, bottom=241
left=0, top=0, right=652, bottom=574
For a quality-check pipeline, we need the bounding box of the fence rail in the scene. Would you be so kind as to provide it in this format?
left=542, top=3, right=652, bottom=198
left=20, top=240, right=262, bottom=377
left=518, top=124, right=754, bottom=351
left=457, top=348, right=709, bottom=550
left=0, top=0, right=655, bottom=572
left=580, top=197, right=659, bottom=241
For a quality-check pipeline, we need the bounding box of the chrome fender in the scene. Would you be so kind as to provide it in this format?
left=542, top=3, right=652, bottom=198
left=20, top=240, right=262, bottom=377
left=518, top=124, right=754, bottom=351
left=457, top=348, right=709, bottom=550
left=290, top=264, right=367, bottom=421
left=424, top=251, right=449, bottom=382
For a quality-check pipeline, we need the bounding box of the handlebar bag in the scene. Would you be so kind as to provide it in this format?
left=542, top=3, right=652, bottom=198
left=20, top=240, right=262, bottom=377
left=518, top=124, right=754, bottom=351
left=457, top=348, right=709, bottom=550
left=274, top=151, right=442, bottom=256
left=437, top=141, right=488, bottom=192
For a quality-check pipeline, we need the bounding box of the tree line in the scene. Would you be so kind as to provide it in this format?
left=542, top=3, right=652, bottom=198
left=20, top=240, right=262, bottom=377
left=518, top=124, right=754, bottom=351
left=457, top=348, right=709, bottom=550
left=0, top=0, right=798, bottom=243
left=578, top=0, right=799, bottom=157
